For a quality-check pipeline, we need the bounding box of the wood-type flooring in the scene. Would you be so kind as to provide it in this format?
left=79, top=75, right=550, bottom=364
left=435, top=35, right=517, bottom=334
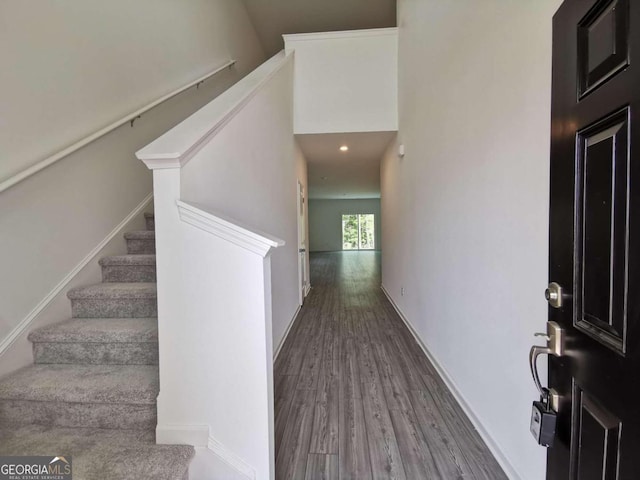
left=275, top=251, right=507, bottom=480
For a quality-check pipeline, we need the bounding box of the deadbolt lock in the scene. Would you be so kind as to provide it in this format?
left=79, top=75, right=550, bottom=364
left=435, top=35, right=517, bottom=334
left=545, top=282, right=564, bottom=308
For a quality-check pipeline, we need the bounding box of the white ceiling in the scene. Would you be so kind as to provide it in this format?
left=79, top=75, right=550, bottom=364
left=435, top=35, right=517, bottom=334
left=297, top=131, right=396, bottom=200
left=242, top=0, right=397, bottom=56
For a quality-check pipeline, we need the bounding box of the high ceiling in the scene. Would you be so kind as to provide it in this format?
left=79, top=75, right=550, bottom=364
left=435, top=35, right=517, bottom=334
left=243, top=0, right=397, bottom=199
left=242, top=0, right=397, bottom=56
left=298, top=132, right=396, bottom=200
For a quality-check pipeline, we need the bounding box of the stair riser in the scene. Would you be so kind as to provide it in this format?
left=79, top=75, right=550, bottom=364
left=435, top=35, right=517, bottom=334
left=0, top=400, right=156, bottom=430
left=145, top=216, right=155, bottom=231
left=102, top=265, right=156, bottom=283
left=126, top=239, right=155, bottom=255
left=71, top=298, right=157, bottom=318
left=33, top=343, right=158, bottom=365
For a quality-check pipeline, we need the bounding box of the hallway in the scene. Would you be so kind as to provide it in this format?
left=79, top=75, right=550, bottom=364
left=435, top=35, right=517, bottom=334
left=274, top=252, right=507, bottom=479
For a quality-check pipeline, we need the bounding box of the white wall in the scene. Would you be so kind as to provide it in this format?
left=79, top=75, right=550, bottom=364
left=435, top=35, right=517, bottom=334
left=180, top=54, right=299, bottom=355
left=381, top=1, right=562, bottom=479
left=309, top=198, right=381, bottom=252
left=137, top=52, right=296, bottom=479
left=0, top=0, right=265, bottom=375
left=0, top=0, right=263, bottom=180
left=284, top=28, right=398, bottom=134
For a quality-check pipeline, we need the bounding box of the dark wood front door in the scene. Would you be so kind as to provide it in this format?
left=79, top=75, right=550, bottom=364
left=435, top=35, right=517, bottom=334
left=548, top=0, right=640, bottom=478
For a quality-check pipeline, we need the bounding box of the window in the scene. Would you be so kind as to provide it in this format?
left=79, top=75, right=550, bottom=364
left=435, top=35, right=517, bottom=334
left=342, top=214, right=375, bottom=250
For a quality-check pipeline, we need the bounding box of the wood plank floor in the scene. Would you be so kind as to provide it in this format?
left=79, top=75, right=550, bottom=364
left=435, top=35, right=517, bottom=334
left=275, top=251, right=507, bottom=480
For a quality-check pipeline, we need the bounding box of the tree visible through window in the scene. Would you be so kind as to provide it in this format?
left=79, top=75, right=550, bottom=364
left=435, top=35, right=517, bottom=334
left=342, top=214, right=375, bottom=250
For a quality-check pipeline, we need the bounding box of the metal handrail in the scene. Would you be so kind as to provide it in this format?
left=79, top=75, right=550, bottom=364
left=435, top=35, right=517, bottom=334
left=0, top=59, right=236, bottom=193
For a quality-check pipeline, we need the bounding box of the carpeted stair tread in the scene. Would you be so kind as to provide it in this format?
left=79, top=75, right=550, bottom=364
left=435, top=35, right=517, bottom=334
left=0, top=209, right=190, bottom=471
left=124, top=231, right=155, bottom=240
left=0, top=425, right=194, bottom=480
left=0, top=364, right=158, bottom=404
left=99, top=255, right=156, bottom=266
left=68, top=283, right=157, bottom=318
left=100, top=255, right=156, bottom=283
left=28, top=318, right=158, bottom=344
left=124, top=231, right=155, bottom=254
left=68, top=283, right=157, bottom=300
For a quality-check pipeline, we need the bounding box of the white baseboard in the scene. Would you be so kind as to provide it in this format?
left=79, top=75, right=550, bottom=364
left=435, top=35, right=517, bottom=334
left=0, top=193, right=153, bottom=359
left=208, top=435, right=255, bottom=480
left=157, top=424, right=209, bottom=447
left=157, top=424, right=255, bottom=479
left=380, top=284, right=521, bottom=480
left=273, top=304, right=301, bottom=360
left=304, top=283, right=311, bottom=297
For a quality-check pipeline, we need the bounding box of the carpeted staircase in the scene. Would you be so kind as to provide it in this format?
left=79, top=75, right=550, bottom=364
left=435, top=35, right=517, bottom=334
left=0, top=213, right=195, bottom=479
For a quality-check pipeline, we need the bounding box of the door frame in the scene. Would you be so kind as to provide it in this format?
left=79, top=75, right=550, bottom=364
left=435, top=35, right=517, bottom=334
left=297, top=180, right=310, bottom=305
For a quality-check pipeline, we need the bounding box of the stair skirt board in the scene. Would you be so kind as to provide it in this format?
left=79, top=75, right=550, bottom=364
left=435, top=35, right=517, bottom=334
left=0, top=193, right=153, bottom=360
left=208, top=435, right=256, bottom=480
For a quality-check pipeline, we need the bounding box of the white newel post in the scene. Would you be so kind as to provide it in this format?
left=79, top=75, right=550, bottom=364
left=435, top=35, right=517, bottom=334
left=138, top=160, right=193, bottom=444
left=137, top=156, right=282, bottom=480
left=144, top=164, right=186, bottom=444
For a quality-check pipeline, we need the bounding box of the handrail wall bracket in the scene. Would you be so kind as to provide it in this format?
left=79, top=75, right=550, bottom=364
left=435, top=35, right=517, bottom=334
left=0, top=59, right=236, bottom=194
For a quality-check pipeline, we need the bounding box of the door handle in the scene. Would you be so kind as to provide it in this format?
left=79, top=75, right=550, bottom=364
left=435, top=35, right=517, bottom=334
left=299, top=248, right=306, bottom=253
left=529, top=321, right=564, bottom=405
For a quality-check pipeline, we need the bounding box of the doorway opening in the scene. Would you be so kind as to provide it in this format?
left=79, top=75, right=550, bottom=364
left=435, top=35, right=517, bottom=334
left=342, top=214, right=375, bottom=250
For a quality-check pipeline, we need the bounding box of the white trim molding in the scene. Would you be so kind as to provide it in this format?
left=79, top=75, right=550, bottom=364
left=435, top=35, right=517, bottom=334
left=0, top=61, right=235, bottom=194
left=156, top=424, right=209, bottom=447
left=208, top=435, right=256, bottom=480
left=136, top=52, right=292, bottom=170
left=177, top=200, right=285, bottom=257
left=0, top=193, right=153, bottom=359
left=274, top=305, right=301, bottom=360
left=380, top=285, right=521, bottom=480
left=157, top=424, right=255, bottom=479
left=138, top=157, right=183, bottom=170
left=283, top=27, right=398, bottom=44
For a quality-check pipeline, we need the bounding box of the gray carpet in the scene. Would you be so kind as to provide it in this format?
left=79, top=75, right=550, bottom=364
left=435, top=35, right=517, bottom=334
left=99, top=255, right=157, bottom=282
left=68, top=283, right=158, bottom=318
left=123, top=230, right=156, bottom=254
left=0, top=426, right=194, bottom=480
left=0, top=213, right=194, bottom=479
left=29, top=318, right=158, bottom=365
